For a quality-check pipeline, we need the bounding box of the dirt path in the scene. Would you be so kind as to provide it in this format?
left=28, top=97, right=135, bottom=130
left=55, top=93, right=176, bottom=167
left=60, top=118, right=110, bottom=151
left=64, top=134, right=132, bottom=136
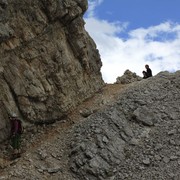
left=27, top=83, right=128, bottom=152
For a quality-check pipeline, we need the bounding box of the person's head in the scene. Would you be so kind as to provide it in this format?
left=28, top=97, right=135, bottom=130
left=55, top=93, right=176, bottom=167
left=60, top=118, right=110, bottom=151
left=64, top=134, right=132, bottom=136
left=145, top=64, right=149, bottom=69
left=9, top=113, right=17, bottom=120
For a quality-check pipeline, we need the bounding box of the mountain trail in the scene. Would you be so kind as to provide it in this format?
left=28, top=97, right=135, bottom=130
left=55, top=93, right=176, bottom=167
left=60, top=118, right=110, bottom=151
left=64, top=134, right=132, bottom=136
left=0, top=83, right=128, bottom=179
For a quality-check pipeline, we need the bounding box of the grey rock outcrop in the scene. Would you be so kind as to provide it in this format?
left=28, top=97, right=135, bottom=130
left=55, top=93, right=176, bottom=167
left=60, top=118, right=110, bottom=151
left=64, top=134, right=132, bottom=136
left=70, top=71, right=180, bottom=180
left=116, top=69, right=142, bottom=84
left=0, top=0, right=104, bottom=142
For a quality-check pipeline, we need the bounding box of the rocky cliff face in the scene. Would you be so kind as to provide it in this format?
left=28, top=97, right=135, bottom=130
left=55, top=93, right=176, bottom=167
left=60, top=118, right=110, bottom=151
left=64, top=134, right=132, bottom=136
left=0, top=0, right=104, bottom=142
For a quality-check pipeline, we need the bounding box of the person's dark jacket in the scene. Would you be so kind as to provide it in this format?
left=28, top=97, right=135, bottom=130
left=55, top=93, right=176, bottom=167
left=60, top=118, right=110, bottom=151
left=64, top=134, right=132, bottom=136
left=146, top=68, right=152, bottom=78
left=11, top=118, right=22, bottom=135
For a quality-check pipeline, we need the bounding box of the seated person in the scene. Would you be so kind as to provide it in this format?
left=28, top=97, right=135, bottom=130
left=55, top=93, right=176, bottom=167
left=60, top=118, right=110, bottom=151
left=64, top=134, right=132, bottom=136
left=145, top=64, right=152, bottom=78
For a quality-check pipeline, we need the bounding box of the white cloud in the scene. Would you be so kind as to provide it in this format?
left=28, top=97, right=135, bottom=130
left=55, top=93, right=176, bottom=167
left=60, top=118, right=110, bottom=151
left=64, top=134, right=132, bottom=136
left=86, top=0, right=104, bottom=17
left=85, top=17, right=127, bottom=37
left=84, top=16, right=180, bottom=83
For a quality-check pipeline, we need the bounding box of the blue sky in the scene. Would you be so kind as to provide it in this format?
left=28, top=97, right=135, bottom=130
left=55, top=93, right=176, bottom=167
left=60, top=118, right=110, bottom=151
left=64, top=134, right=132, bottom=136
left=84, top=0, right=180, bottom=83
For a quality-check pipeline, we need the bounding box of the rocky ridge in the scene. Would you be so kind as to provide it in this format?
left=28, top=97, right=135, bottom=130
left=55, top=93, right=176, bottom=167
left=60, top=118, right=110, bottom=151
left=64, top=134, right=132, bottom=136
left=70, top=71, right=180, bottom=180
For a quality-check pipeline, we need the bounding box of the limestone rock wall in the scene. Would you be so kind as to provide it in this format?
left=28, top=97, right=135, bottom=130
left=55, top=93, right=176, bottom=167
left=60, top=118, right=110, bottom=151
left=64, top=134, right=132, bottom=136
left=0, top=0, right=104, bottom=142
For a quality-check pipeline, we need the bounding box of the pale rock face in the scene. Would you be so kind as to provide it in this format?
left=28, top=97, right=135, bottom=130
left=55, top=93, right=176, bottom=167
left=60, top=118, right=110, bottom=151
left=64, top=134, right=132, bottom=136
left=0, top=0, right=104, bottom=141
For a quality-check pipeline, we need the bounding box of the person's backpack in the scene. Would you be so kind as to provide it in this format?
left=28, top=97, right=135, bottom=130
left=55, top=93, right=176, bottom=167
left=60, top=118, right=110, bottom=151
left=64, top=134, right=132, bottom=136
left=17, top=119, right=23, bottom=134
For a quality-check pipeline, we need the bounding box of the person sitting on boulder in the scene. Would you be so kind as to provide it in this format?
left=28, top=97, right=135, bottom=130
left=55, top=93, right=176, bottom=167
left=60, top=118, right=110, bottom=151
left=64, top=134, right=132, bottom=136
left=145, top=64, right=152, bottom=78
left=9, top=113, right=23, bottom=158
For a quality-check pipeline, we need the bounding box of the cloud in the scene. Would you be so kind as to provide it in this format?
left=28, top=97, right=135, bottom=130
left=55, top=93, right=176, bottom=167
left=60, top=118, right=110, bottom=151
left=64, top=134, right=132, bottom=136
left=85, top=17, right=128, bottom=38
left=86, top=0, right=104, bottom=17
left=84, top=3, right=180, bottom=83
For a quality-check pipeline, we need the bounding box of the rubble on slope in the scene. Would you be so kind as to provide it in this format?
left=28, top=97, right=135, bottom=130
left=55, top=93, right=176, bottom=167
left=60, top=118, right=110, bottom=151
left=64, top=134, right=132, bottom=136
left=70, top=71, right=180, bottom=180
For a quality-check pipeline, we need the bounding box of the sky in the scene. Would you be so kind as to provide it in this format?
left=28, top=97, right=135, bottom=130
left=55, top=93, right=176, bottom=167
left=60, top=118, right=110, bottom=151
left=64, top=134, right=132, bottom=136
left=84, top=0, right=180, bottom=83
